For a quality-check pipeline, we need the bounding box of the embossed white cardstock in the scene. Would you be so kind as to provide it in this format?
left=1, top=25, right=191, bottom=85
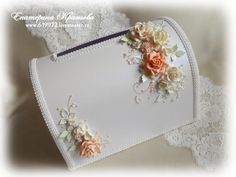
left=29, top=17, right=199, bottom=170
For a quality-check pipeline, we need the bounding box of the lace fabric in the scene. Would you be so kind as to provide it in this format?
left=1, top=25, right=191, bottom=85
left=164, top=76, right=226, bottom=169
left=21, top=4, right=130, bottom=53
left=22, top=5, right=226, bottom=169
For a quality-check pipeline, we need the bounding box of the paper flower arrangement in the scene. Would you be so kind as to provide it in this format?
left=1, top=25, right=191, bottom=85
left=58, top=96, right=103, bottom=158
left=120, top=21, right=185, bottom=103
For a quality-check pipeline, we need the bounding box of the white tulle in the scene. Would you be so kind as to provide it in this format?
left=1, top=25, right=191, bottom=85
left=23, top=5, right=226, bottom=169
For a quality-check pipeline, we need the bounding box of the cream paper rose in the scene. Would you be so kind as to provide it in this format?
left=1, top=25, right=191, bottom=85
left=152, top=29, right=169, bottom=46
left=167, top=67, right=182, bottom=82
left=131, top=22, right=153, bottom=41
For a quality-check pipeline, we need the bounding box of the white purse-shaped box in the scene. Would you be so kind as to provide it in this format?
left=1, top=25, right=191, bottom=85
left=29, top=17, right=199, bottom=170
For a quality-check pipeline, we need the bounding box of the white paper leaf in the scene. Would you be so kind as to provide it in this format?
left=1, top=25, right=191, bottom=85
left=60, top=108, right=69, bottom=118
left=59, top=119, right=67, bottom=125
left=133, top=56, right=142, bottom=64
left=140, top=75, right=148, bottom=83
left=69, top=113, right=76, bottom=119
left=71, top=104, right=78, bottom=108
left=78, top=122, right=87, bottom=132
left=76, top=127, right=84, bottom=134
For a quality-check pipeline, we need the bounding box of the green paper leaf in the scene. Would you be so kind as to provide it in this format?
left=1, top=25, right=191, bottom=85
left=175, top=50, right=185, bottom=57
left=68, top=145, right=76, bottom=152
left=172, top=44, right=178, bottom=52
left=59, top=131, right=69, bottom=138
left=84, top=131, right=93, bottom=140
left=67, top=126, right=74, bottom=131
left=127, top=39, right=132, bottom=45
left=120, top=36, right=129, bottom=43
left=66, top=133, right=72, bottom=142
left=136, top=42, right=142, bottom=49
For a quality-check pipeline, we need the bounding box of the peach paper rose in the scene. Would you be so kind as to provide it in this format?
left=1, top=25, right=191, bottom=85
left=143, top=51, right=169, bottom=77
left=80, top=138, right=102, bottom=158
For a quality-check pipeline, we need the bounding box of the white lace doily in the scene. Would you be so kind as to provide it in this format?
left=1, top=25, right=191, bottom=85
left=20, top=3, right=130, bottom=53
left=21, top=5, right=226, bottom=169
left=164, top=76, right=226, bottom=169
